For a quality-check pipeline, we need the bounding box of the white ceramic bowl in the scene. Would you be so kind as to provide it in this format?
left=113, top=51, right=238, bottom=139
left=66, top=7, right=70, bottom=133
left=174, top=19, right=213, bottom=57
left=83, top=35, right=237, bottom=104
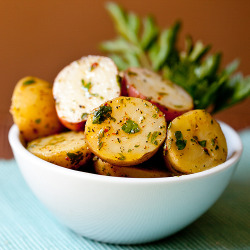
left=9, top=122, right=242, bottom=244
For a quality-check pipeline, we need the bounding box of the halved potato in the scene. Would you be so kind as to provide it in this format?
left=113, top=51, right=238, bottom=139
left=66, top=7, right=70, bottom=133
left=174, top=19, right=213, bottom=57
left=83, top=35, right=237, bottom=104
left=53, top=56, right=121, bottom=131
left=123, top=68, right=193, bottom=121
left=10, top=76, right=63, bottom=141
left=85, top=97, right=167, bottom=166
left=163, top=110, right=227, bottom=174
left=94, top=157, right=172, bottom=178
left=27, top=131, right=92, bottom=169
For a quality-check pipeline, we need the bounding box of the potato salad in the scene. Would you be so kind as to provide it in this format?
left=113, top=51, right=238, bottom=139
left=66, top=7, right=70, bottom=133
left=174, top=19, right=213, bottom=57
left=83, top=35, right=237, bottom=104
left=10, top=55, right=227, bottom=177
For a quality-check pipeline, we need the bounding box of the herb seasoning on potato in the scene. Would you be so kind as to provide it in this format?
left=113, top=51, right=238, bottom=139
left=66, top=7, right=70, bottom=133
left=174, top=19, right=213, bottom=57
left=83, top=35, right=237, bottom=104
left=85, top=96, right=167, bottom=166
left=163, top=110, right=227, bottom=174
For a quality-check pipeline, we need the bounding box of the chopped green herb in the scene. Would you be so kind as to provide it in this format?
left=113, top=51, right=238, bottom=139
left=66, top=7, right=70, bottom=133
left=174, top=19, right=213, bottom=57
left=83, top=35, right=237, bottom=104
left=128, top=149, right=132, bottom=152
left=152, top=114, right=157, bottom=118
left=176, top=140, right=187, bottom=150
left=92, top=105, right=112, bottom=124
left=174, top=105, right=183, bottom=108
left=151, top=131, right=160, bottom=144
left=118, top=153, right=126, bottom=160
left=134, top=144, right=140, bottom=147
left=211, top=138, right=215, bottom=146
left=168, top=122, right=172, bottom=130
left=66, top=152, right=83, bottom=165
left=147, top=132, right=151, bottom=140
left=198, top=140, right=207, bottom=147
left=116, top=74, right=122, bottom=87
left=82, top=79, right=92, bottom=91
left=98, top=141, right=104, bottom=150
left=35, top=119, right=41, bottom=124
left=215, top=145, right=219, bottom=150
left=175, top=131, right=186, bottom=150
left=175, top=131, right=183, bottom=140
left=81, top=113, right=88, bottom=119
left=23, top=79, right=36, bottom=86
left=122, top=119, right=140, bottom=134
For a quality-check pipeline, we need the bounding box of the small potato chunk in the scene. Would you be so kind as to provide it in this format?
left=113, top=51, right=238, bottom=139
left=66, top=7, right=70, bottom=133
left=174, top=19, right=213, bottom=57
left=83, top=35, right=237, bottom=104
left=53, top=56, right=121, bottom=131
left=27, top=131, right=92, bottom=170
left=94, top=157, right=172, bottom=178
left=85, top=97, right=167, bottom=166
left=10, top=76, right=63, bottom=141
left=123, top=68, right=193, bottom=121
left=163, top=110, right=227, bottom=174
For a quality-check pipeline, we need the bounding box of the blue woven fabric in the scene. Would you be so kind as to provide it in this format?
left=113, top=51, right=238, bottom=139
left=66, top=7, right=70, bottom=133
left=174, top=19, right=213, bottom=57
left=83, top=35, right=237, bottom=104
left=0, top=130, right=249, bottom=250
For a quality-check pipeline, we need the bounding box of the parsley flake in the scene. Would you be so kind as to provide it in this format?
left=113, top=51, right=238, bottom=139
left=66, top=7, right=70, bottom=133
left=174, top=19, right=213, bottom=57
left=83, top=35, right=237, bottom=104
left=121, top=119, right=140, bottom=134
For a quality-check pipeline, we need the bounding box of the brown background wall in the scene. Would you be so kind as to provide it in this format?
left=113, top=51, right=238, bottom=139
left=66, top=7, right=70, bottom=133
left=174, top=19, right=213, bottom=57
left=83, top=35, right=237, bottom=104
left=0, top=0, right=250, bottom=157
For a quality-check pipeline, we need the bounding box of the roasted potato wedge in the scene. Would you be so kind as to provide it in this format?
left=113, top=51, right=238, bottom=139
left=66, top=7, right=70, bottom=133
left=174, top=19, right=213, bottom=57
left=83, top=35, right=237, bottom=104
left=94, top=157, right=172, bottom=178
left=163, top=110, right=227, bottom=174
left=27, top=131, right=92, bottom=169
left=85, top=97, right=167, bottom=166
left=123, top=68, right=193, bottom=121
left=10, top=76, right=63, bottom=141
left=53, top=56, right=121, bottom=131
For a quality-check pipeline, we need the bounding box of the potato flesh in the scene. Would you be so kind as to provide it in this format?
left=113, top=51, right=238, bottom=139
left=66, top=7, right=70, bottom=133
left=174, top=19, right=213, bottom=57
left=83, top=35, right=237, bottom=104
left=10, top=76, right=63, bottom=141
left=27, top=131, right=92, bottom=169
left=85, top=97, right=167, bottom=166
left=94, top=158, right=171, bottom=178
left=124, top=68, right=193, bottom=112
left=53, top=56, right=120, bottom=128
left=164, top=110, right=227, bottom=174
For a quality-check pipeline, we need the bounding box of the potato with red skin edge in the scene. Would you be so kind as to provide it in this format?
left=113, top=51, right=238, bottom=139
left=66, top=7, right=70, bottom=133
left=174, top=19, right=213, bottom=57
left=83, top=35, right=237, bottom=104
left=123, top=67, right=193, bottom=122
left=85, top=96, right=167, bottom=166
left=163, top=110, right=227, bottom=174
left=10, top=76, right=64, bottom=142
left=94, top=157, right=172, bottom=178
left=53, top=56, right=121, bottom=131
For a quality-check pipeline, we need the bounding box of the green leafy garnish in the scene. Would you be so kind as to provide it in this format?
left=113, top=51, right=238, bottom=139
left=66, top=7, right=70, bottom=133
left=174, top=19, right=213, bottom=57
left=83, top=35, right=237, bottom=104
left=198, top=140, right=207, bottom=147
left=150, top=131, right=160, bottom=145
left=174, top=131, right=187, bottom=150
left=23, top=79, right=36, bottom=86
left=92, top=105, right=112, bottom=124
left=100, top=2, right=250, bottom=113
left=118, top=153, right=126, bottom=160
left=66, top=152, right=83, bottom=165
left=122, top=119, right=140, bottom=134
left=35, top=119, right=41, bottom=124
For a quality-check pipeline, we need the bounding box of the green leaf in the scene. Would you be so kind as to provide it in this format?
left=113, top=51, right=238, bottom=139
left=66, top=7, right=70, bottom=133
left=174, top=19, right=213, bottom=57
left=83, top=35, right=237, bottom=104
left=194, top=53, right=221, bottom=79
left=92, top=105, right=112, bottom=124
left=140, top=16, right=159, bottom=50
left=188, top=41, right=211, bottom=62
left=122, top=119, right=140, bottom=134
left=150, top=21, right=181, bottom=70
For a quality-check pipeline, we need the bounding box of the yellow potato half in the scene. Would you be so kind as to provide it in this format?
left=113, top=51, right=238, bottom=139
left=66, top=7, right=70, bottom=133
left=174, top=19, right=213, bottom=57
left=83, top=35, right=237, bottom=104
left=85, top=97, right=167, bottom=166
left=10, top=76, right=63, bottom=141
left=163, top=109, right=227, bottom=174
left=27, top=131, right=92, bottom=169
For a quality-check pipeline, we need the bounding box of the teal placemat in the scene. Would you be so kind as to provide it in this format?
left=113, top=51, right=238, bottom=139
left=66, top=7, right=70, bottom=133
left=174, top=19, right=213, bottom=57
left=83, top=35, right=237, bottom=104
left=0, top=130, right=249, bottom=250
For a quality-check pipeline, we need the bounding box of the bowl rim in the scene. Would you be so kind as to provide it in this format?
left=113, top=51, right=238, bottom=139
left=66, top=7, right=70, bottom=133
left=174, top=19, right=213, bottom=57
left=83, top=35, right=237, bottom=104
left=8, top=121, right=243, bottom=184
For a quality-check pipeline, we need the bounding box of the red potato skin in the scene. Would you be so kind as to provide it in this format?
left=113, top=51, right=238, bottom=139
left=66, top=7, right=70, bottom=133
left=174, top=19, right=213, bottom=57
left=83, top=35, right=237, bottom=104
left=58, top=117, right=86, bottom=131
left=125, top=81, right=190, bottom=122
